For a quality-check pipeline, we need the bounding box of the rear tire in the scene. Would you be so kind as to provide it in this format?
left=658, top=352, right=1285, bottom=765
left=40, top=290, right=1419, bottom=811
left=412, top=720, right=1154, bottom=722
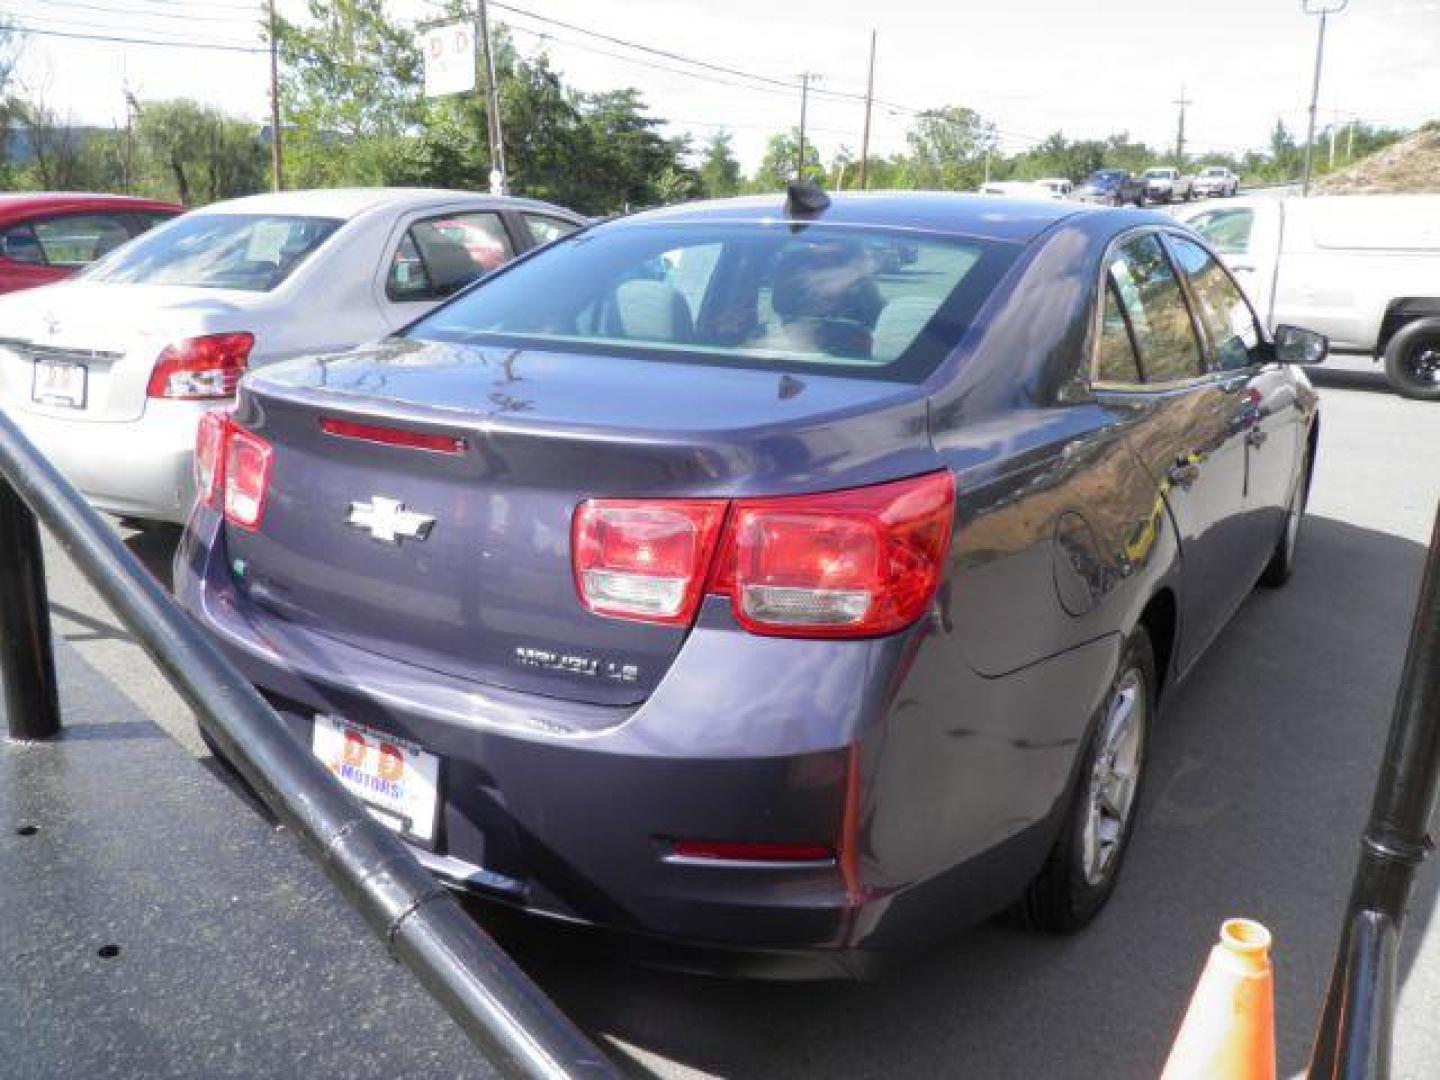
left=1016, top=629, right=1155, bottom=933
left=1383, top=318, right=1440, bottom=401
left=1261, top=448, right=1311, bottom=588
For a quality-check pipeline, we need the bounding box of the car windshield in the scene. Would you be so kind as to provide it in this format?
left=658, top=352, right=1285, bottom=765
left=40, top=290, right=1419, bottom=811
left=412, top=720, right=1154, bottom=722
left=84, top=213, right=343, bottom=292
left=1090, top=171, right=1123, bottom=186
left=408, top=222, right=1019, bottom=382
left=1144, top=169, right=1171, bottom=178
left=1187, top=209, right=1255, bottom=255
left=1202, top=168, right=1227, bottom=176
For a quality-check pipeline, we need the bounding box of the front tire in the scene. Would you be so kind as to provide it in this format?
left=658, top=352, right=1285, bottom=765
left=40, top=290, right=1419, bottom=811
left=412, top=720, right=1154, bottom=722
left=1383, top=318, right=1440, bottom=401
left=1017, top=629, right=1155, bottom=933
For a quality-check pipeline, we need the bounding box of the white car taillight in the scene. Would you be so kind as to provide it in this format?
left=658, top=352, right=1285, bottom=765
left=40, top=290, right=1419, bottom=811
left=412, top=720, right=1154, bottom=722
left=148, top=333, right=254, bottom=399
left=222, top=424, right=273, bottom=531
left=193, top=409, right=230, bottom=509
left=571, top=472, right=956, bottom=639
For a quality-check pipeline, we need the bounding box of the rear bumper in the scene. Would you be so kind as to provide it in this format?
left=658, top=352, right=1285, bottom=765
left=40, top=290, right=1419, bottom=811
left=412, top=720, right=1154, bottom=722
left=7, top=399, right=209, bottom=523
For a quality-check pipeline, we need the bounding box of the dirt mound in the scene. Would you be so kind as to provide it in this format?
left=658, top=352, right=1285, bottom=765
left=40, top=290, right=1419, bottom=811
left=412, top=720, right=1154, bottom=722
left=1317, top=125, right=1440, bottom=194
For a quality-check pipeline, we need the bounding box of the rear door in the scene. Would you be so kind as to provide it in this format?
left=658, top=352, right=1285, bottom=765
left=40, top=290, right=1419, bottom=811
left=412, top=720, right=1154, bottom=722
left=1096, top=231, right=1253, bottom=669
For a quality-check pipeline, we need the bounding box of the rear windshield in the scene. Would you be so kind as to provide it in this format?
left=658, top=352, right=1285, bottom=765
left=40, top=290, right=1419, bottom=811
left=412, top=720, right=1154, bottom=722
left=407, top=222, right=1018, bottom=382
left=85, top=213, right=342, bottom=292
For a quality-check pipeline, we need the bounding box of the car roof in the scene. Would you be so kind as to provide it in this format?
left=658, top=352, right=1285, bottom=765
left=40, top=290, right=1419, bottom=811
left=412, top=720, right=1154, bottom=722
left=0, top=193, right=183, bottom=220
left=196, top=187, right=580, bottom=222
left=617, top=191, right=1095, bottom=244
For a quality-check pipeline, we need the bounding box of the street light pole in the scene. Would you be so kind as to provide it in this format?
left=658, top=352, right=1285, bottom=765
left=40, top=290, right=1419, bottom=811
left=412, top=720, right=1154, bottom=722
left=1301, top=0, right=1348, bottom=197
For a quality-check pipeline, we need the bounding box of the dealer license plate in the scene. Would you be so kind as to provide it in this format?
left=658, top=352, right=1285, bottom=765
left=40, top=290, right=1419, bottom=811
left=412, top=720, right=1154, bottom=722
left=31, top=358, right=87, bottom=408
left=311, top=715, right=441, bottom=844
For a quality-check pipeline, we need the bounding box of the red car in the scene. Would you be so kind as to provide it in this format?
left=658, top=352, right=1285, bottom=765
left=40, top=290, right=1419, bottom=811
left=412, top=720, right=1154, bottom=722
left=0, top=193, right=184, bottom=294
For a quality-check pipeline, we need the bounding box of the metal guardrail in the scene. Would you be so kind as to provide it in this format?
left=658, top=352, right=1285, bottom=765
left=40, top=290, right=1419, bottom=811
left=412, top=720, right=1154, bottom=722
left=1309, top=502, right=1440, bottom=1080
left=0, top=408, right=617, bottom=1080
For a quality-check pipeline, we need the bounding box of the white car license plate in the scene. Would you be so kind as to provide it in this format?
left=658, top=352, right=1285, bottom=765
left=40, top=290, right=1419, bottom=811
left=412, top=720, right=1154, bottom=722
left=32, top=359, right=88, bottom=408
left=311, top=715, right=441, bottom=844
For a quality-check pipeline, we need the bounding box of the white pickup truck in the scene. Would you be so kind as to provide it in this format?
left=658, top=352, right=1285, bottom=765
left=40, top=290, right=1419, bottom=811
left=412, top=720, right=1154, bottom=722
left=1142, top=167, right=1194, bottom=203
left=1178, top=194, right=1440, bottom=400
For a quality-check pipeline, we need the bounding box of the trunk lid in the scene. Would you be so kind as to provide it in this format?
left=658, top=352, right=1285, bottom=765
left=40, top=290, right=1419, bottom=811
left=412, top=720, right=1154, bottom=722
left=0, top=282, right=269, bottom=422
left=225, top=338, right=934, bottom=706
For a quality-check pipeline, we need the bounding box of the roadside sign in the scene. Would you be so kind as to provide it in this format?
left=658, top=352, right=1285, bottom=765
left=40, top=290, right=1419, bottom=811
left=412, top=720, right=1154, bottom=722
left=420, top=21, right=476, bottom=98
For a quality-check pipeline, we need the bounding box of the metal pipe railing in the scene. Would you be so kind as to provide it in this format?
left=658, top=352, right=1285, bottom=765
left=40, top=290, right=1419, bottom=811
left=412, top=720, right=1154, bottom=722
left=0, top=408, right=616, bottom=1080
left=1310, top=502, right=1440, bottom=1079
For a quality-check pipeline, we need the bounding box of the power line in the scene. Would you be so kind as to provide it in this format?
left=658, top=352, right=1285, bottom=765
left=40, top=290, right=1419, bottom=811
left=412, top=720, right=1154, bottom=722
left=8, top=23, right=265, bottom=53
left=10, top=0, right=260, bottom=24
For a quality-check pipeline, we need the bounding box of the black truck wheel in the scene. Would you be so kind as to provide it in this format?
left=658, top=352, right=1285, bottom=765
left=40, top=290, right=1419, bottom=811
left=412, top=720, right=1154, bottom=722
left=1383, top=317, right=1440, bottom=402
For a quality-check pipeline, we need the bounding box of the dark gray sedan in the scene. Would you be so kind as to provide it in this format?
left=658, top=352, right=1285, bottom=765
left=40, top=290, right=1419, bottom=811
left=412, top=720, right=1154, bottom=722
left=176, top=191, right=1322, bottom=977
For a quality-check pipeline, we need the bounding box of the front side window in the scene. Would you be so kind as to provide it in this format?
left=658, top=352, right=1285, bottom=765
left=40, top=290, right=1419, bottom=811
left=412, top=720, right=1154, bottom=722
left=32, top=213, right=132, bottom=267
left=0, top=223, right=45, bottom=265
left=1106, top=234, right=1204, bottom=385
left=387, top=212, right=514, bottom=302
left=408, top=222, right=1019, bottom=382
left=1185, top=209, right=1254, bottom=255
left=1167, top=235, right=1264, bottom=372
left=85, top=214, right=341, bottom=292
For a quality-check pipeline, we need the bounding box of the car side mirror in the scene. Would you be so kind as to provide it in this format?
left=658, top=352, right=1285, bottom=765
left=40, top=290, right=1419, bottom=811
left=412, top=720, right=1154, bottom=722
left=1274, top=324, right=1328, bottom=366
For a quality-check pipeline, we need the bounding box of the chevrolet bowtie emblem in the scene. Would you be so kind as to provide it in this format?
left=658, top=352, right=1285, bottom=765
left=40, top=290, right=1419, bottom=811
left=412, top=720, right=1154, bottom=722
left=346, top=497, right=435, bottom=545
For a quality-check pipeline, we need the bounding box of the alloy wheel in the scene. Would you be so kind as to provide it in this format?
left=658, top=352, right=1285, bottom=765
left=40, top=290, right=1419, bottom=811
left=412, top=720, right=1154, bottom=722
left=1081, top=669, right=1145, bottom=886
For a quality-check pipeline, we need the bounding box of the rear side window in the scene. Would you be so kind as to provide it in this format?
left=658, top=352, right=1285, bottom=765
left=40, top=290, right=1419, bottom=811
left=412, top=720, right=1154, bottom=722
left=85, top=213, right=341, bottom=292
left=0, top=223, right=45, bottom=265
left=1106, top=234, right=1204, bottom=385
left=32, top=214, right=132, bottom=267
left=1095, top=280, right=1144, bottom=385
left=1186, top=209, right=1254, bottom=255
left=387, top=212, right=514, bottom=302
left=408, top=222, right=1019, bottom=383
left=523, top=213, right=580, bottom=246
left=1167, top=235, right=1263, bottom=371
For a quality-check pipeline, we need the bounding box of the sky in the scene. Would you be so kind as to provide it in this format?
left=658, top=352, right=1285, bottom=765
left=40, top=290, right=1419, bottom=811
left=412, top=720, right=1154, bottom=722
left=8, top=0, right=1440, bottom=173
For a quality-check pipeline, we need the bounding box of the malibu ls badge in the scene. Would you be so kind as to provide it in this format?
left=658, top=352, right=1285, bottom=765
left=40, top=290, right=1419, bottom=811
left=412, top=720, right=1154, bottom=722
left=347, top=497, right=435, bottom=545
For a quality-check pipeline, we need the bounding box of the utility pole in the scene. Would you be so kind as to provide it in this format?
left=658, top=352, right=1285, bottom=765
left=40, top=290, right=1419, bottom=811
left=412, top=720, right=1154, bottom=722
left=1329, top=110, right=1338, bottom=170
left=1346, top=117, right=1356, bottom=162
left=267, top=0, right=283, bottom=191
left=477, top=0, right=508, bottom=195
left=859, top=31, right=876, bottom=190
left=1172, top=85, right=1192, bottom=166
left=1302, top=0, right=1348, bottom=196
left=796, top=72, right=816, bottom=181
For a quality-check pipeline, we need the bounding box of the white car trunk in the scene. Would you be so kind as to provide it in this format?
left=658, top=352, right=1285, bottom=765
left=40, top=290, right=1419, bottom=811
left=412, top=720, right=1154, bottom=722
left=0, top=282, right=271, bottom=423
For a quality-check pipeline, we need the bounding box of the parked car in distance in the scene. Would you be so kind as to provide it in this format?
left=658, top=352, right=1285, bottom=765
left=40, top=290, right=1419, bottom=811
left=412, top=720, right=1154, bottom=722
left=1193, top=166, right=1240, bottom=198
left=1177, top=194, right=1440, bottom=399
left=177, top=191, right=1322, bottom=976
left=1036, top=177, right=1074, bottom=199
left=0, top=193, right=182, bottom=294
left=0, top=187, right=585, bottom=523
left=1142, top=167, right=1194, bottom=203
left=977, top=180, right=1058, bottom=200
left=1076, top=169, right=1146, bottom=207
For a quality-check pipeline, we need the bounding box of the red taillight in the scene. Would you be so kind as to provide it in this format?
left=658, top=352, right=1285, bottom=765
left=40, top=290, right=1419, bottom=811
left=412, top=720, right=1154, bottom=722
left=571, top=472, right=955, bottom=638
left=147, top=333, right=254, bottom=399
left=193, top=409, right=229, bottom=509
left=711, top=472, right=954, bottom=638
left=668, top=840, right=835, bottom=864
left=572, top=500, right=727, bottom=625
left=222, top=425, right=273, bottom=531
left=320, top=417, right=467, bottom=455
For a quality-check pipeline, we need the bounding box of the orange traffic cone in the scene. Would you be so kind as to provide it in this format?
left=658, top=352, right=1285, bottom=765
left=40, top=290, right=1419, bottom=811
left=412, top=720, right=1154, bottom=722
left=1160, top=918, right=1276, bottom=1080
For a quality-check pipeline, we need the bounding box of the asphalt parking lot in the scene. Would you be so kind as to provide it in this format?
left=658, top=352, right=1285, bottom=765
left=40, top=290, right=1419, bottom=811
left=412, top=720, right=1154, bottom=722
left=40, top=354, right=1440, bottom=1078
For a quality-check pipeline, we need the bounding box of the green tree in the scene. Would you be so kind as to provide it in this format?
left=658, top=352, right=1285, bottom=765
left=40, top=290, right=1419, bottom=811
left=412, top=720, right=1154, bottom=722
left=274, top=0, right=422, bottom=186
left=751, top=129, right=820, bottom=191
left=697, top=130, right=741, bottom=197
left=133, top=99, right=265, bottom=205
left=905, top=106, right=989, bottom=190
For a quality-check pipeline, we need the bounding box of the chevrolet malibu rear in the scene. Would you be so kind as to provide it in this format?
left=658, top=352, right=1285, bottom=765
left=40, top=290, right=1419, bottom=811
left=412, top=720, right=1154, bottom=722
left=177, top=194, right=1266, bottom=974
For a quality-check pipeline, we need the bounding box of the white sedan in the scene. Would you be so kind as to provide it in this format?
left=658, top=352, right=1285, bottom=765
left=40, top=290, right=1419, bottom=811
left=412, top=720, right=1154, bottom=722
left=0, top=188, right=584, bottom=523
